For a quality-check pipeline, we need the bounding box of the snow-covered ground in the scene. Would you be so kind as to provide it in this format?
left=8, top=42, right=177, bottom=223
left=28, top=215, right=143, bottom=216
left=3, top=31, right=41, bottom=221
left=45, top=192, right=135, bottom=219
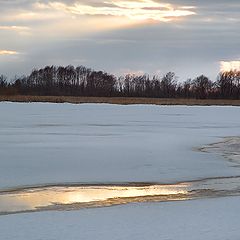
left=1, top=102, right=240, bottom=240
left=0, top=102, right=240, bottom=189
left=1, top=196, right=240, bottom=240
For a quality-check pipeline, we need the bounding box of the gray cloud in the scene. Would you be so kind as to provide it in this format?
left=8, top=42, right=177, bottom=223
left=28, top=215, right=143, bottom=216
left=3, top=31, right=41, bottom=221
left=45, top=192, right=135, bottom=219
left=0, top=0, right=239, bottom=80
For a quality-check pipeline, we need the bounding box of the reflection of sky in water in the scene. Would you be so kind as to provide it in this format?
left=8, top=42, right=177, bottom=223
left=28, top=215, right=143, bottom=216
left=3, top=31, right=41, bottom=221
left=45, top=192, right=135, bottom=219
left=1, top=175, right=240, bottom=215
left=0, top=184, right=189, bottom=214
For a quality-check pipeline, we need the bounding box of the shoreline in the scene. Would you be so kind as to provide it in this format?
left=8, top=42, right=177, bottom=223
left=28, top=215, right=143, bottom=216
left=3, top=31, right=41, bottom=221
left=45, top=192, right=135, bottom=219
left=1, top=95, right=240, bottom=106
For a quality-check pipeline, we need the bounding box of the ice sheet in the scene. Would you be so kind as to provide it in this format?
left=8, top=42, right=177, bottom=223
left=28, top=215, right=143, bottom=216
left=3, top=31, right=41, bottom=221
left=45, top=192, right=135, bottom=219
left=1, top=103, right=240, bottom=189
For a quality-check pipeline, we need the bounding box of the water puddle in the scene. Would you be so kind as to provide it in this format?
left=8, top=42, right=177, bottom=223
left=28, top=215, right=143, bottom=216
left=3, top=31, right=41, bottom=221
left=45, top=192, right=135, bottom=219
left=1, top=176, right=240, bottom=215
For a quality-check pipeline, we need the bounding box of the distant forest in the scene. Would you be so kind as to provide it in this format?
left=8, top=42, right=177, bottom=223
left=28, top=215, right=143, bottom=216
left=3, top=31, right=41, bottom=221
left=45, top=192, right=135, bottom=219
left=0, top=65, right=240, bottom=99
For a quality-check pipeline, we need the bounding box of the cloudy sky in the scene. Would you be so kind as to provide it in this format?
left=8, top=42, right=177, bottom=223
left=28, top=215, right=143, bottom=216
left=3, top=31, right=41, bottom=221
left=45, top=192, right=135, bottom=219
left=0, top=0, right=239, bottom=80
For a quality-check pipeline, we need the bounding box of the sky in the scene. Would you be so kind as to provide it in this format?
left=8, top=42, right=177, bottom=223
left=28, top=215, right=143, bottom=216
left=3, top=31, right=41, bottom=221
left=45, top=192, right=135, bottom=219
left=0, top=0, right=239, bottom=81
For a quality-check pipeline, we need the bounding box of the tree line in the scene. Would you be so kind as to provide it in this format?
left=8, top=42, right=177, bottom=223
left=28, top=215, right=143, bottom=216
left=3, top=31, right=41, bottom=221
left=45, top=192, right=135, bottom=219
left=0, top=65, right=240, bottom=99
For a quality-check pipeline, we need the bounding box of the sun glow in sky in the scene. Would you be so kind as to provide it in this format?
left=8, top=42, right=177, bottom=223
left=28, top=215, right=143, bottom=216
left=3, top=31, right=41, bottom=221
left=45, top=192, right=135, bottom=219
left=0, top=0, right=239, bottom=79
left=0, top=50, right=18, bottom=55
left=43, top=0, right=195, bottom=22
left=220, top=61, right=240, bottom=72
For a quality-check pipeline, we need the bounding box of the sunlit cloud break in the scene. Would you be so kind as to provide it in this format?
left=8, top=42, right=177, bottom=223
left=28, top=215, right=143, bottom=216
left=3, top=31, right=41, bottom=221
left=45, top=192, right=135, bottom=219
left=220, top=60, right=240, bottom=72
left=38, top=0, right=196, bottom=22
left=0, top=50, right=18, bottom=55
left=0, top=26, right=30, bottom=31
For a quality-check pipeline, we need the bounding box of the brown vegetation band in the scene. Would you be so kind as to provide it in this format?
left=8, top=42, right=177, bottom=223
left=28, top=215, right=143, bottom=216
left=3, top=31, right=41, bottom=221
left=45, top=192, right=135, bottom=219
left=1, top=95, right=240, bottom=106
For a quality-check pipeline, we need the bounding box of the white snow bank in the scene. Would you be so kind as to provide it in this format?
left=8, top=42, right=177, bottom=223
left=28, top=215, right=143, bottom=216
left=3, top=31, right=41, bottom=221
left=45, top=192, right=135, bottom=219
left=0, top=196, right=240, bottom=240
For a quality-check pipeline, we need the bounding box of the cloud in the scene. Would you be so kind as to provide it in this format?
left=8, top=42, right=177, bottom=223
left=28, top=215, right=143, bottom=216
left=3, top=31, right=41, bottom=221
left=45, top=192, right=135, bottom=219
left=0, top=50, right=19, bottom=55
left=0, top=0, right=239, bottom=80
left=220, top=60, right=240, bottom=72
left=35, top=0, right=196, bottom=22
left=0, top=25, right=30, bottom=31
left=118, top=68, right=145, bottom=76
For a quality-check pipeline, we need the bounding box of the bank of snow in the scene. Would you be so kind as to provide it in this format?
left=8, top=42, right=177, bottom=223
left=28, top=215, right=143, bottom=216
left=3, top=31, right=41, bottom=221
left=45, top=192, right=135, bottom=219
left=1, top=196, right=240, bottom=240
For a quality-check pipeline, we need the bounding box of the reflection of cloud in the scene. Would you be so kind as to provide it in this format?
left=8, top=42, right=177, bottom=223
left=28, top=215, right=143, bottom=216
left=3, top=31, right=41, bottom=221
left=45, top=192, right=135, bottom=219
left=0, top=50, right=19, bottom=55
left=36, top=0, right=196, bottom=22
left=220, top=60, right=240, bottom=72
